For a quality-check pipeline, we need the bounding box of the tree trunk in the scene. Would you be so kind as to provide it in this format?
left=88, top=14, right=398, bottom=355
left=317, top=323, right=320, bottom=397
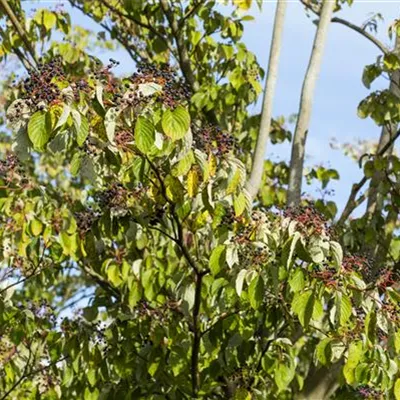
left=246, top=0, right=287, bottom=199
left=295, top=361, right=343, bottom=400
left=286, top=0, right=335, bottom=207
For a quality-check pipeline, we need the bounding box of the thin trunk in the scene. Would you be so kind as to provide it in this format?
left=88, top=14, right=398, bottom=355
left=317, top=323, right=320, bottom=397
left=295, top=361, right=343, bottom=400
left=245, top=0, right=287, bottom=199
left=286, top=0, right=335, bottom=207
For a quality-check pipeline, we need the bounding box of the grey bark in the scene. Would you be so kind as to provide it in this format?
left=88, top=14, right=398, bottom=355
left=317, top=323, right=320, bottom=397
left=286, top=0, right=335, bottom=207
left=245, top=0, right=287, bottom=199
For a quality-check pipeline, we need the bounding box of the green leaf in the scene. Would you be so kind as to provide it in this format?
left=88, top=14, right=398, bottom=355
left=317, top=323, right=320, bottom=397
left=70, top=152, right=82, bottom=176
left=77, top=114, right=89, bottom=146
left=330, top=241, right=343, bottom=269
left=315, top=338, right=333, bottom=365
left=42, top=10, right=57, bottom=31
left=226, top=168, right=242, bottom=195
left=135, top=117, right=155, bottom=154
left=107, top=263, right=123, bottom=287
left=209, top=245, right=226, bottom=276
left=236, top=269, right=247, bottom=297
left=292, top=290, right=314, bottom=328
left=394, top=378, right=400, bottom=400
left=28, top=111, right=52, bottom=150
left=284, top=231, right=301, bottom=268
left=288, top=269, right=305, bottom=293
left=104, top=107, right=119, bottom=143
left=365, top=310, right=377, bottom=344
left=233, top=192, right=246, bottom=216
left=96, top=84, right=105, bottom=109
left=62, top=367, right=74, bottom=387
left=343, top=341, right=363, bottom=384
left=161, top=106, right=190, bottom=140
left=55, top=105, right=71, bottom=130
left=274, top=363, right=295, bottom=392
left=172, top=151, right=194, bottom=176
left=337, top=293, right=352, bottom=326
left=248, top=275, right=264, bottom=309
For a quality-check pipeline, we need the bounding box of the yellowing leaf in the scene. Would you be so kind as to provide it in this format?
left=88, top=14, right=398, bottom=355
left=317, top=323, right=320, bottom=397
left=394, top=378, right=400, bottom=400
left=187, top=169, right=199, bottom=198
left=209, top=153, right=217, bottom=177
left=233, top=0, right=252, bottom=10
left=31, top=219, right=43, bottom=236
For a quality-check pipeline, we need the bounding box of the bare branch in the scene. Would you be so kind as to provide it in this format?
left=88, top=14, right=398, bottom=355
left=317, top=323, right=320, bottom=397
left=300, top=0, right=388, bottom=54
left=337, top=127, right=400, bottom=227
left=331, top=17, right=389, bottom=55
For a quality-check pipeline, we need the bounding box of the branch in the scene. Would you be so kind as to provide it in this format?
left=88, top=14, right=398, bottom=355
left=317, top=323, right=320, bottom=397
left=180, top=1, right=202, bottom=28
left=99, top=0, right=172, bottom=53
left=160, top=0, right=198, bottom=91
left=0, top=26, right=34, bottom=70
left=337, top=127, right=400, bottom=227
left=0, top=269, right=42, bottom=295
left=144, top=154, right=207, bottom=396
left=331, top=17, right=388, bottom=55
left=0, top=0, right=37, bottom=65
left=0, top=356, right=68, bottom=400
left=299, top=0, right=388, bottom=55
left=191, top=273, right=202, bottom=396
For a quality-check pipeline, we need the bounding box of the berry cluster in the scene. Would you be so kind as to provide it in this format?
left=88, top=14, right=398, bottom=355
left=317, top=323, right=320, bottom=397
left=115, top=130, right=134, bottom=148
left=284, top=205, right=328, bottom=236
left=357, top=385, right=382, bottom=399
left=0, top=337, right=16, bottom=366
left=27, top=300, right=56, bottom=324
left=51, top=211, right=63, bottom=234
left=193, top=124, right=235, bottom=156
left=91, top=58, right=120, bottom=94
left=72, top=79, right=90, bottom=102
left=74, top=208, right=100, bottom=236
left=376, top=268, right=396, bottom=291
left=220, top=206, right=245, bottom=227
left=96, top=183, right=128, bottom=209
left=0, top=153, right=23, bottom=183
left=82, top=138, right=100, bottom=156
left=21, top=57, right=65, bottom=110
left=342, top=255, right=373, bottom=282
left=130, top=63, right=191, bottom=109
left=95, top=183, right=143, bottom=213
left=149, top=204, right=166, bottom=226
left=37, top=370, right=60, bottom=395
left=310, top=265, right=339, bottom=287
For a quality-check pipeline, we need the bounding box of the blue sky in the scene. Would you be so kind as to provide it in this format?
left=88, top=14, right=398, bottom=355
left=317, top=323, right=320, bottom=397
left=22, top=1, right=400, bottom=214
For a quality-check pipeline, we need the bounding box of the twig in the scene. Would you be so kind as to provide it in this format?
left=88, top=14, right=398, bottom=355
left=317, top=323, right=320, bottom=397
left=180, top=1, right=202, bottom=28
left=331, top=17, right=389, bottom=55
left=337, top=127, right=400, bottom=226
left=0, top=0, right=37, bottom=65
left=99, top=0, right=173, bottom=53
left=299, top=0, right=388, bottom=55
left=0, top=356, right=68, bottom=400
